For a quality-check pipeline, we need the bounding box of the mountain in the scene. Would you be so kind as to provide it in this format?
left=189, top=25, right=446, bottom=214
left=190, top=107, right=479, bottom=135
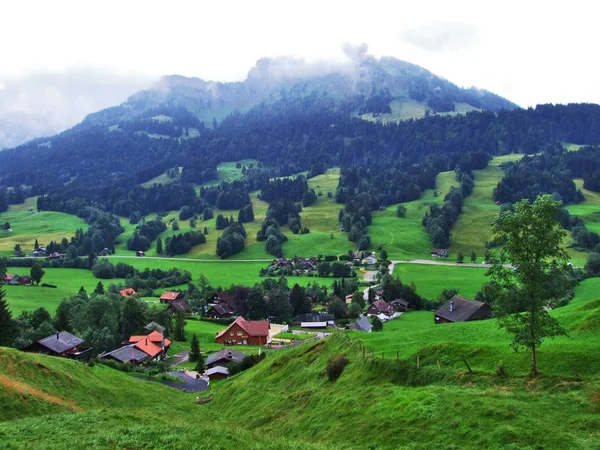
left=79, top=54, right=518, bottom=130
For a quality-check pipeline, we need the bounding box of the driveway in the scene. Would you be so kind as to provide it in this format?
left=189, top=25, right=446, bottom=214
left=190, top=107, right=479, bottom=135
left=168, top=351, right=189, bottom=367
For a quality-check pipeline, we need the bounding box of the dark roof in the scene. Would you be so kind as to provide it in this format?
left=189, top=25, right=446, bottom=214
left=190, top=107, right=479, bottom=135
left=368, top=299, right=394, bottom=315
left=206, top=366, right=230, bottom=377
left=391, top=299, right=410, bottom=308
left=144, top=322, right=166, bottom=333
left=208, top=303, right=234, bottom=316
left=348, top=316, right=373, bottom=332
left=435, top=295, right=488, bottom=322
left=216, top=292, right=237, bottom=310
left=37, top=331, right=84, bottom=354
left=297, top=312, right=335, bottom=323
left=168, top=299, right=191, bottom=313
left=100, top=345, right=149, bottom=363
left=205, top=348, right=246, bottom=366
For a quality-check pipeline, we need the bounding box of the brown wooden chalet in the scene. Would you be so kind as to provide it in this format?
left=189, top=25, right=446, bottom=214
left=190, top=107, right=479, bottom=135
left=205, top=348, right=246, bottom=369
left=206, top=302, right=234, bottom=319
left=28, top=331, right=91, bottom=359
left=215, top=316, right=270, bottom=345
left=160, top=291, right=184, bottom=303
left=366, top=299, right=394, bottom=317
left=391, top=299, right=410, bottom=310
left=205, top=366, right=230, bottom=380
left=434, top=295, right=491, bottom=324
left=167, top=299, right=192, bottom=314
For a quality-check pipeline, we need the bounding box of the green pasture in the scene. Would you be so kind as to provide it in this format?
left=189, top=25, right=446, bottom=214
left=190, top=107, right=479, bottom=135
left=197, top=159, right=259, bottom=189
left=139, top=167, right=182, bottom=187
left=0, top=197, right=87, bottom=256
left=394, top=263, right=489, bottom=300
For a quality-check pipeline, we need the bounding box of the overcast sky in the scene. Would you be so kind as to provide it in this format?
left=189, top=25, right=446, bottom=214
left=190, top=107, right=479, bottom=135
left=1, top=0, right=598, bottom=142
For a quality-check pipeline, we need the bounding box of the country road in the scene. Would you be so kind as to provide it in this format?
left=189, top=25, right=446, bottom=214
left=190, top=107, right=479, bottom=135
left=106, top=255, right=272, bottom=263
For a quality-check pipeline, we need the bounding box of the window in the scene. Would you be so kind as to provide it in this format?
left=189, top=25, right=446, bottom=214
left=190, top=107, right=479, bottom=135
left=237, top=331, right=242, bottom=336
left=230, top=332, right=234, bottom=336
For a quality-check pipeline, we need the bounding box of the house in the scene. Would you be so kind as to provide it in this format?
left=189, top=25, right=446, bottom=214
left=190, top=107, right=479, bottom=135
left=136, top=250, right=145, bottom=257
left=205, top=366, right=230, bottom=380
left=205, top=348, right=246, bottom=369
left=119, top=288, right=137, bottom=298
left=434, top=295, right=492, bottom=324
left=31, top=249, right=46, bottom=257
left=214, top=292, right=238, bottom=312
left=215, top=316, right=270, bottom=345
left=160, top=291, right=184, bottom=303
left=301, top=322, right=327, bottom=329
left=431, top=249, right=448, bottom=258
left=99, top=345, right=150, bottom=364
left=128, top=331, right=171, bottom=360
left=3, top=274, right=21, bottom=285
left=366, top=299, right=394, bottom=317
left=144, top=322, right=166, bottom=333
left=297, top=313, right=334, bottom=324
left=391, top=299, right=410, bottom=310
left=344, top=294, right=353, bottom=305
left=48, top=252, right=63, bottom=260
left=29, top=331, right=91, bottom=358
left=18, top=276, right=32, bottom=286
left=361, top=255, right=378, bottom=266
left=167, top=299, right=192, bottom=314
left=206, top=302, right=234, bottom=319
left=347, top=316, right=373, bottom=332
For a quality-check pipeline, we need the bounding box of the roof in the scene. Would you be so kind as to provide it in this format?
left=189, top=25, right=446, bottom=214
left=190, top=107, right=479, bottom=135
left=168, top=299, right=191, bottom=313
left=205, top=366, right=230, bottom=376
left=37, top=331, right=84, bottom=354
left=435, top=295, right=488, bottom=322
left=100, top=345, right=149, bottom=363
left=133, top=337, right=163, bottom=358
left=301, top=322, right=327, bottom=328
left=5, top=274, right=19, bottom=281
left=216, top=292, right=237, bottom=310
left=144, top=322, right=165, bottom=333
left=120, top=288, right=137, bottom=297
left=348, top=316, right=373, bottom=332
left=391, top=299, right=410, bottom=308
left=205, top=348, right=246, bottom=366
left=215, top=316, right=270, bottom=339
left=129, top=331, right=171, bottom=348
left=369, top=299, right=394, bottom=315
left=208, top=303, right=234, bottom=316
left=297, top=313, right=334, bottom=323
left=160, top=291, right=182, bottom=301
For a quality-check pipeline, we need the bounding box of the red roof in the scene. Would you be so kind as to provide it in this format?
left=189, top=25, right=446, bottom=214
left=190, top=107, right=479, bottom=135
left=133, top=337, right=163, bottom=358
left=120, top=288, right=136, bottom=297
left=5, top=274, right=18, bottom=281
left=160, top=291, right=182, bottom=301
left=216, top=316, right=269, bottom=339
left=129, top=332, right=171, bottom=348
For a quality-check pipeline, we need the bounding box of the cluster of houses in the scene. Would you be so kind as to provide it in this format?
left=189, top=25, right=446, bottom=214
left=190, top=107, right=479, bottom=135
left=99, top=323, right=171, bottom=364
left=1, top=273, right=32, bottom=286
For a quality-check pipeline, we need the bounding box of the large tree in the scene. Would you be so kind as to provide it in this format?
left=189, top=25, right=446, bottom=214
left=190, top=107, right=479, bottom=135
left=189, top=333, right=201, bottom=362
left=30, top=262, right=45, bottom=285
left=487, top=195, right=571, bottom=376
left=0, top=287, right=17, bottom=347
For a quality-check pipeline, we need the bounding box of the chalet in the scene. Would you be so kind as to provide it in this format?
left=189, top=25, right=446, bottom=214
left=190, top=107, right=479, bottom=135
left=167, top=299, right=192, bottom=314
left=144, top=322, right=166, bottom=333
left=431, top=248, right=448, bottom=258
left=99, top=345, right=150, bottom=364
left=160, top=291, right=184, bottom=303
left=205, top=366, right=230, bottom=380
left=48, top=252, right=63, bottom=260
left=274, top=258, right=293, bottom=268
left=434, top=295, right=491, bottom=324
left=391, top=299, right=410, bottom=310
left=128, top=331, right=171, bottom=360
left=366, top=299, right=394, bottom=317
left=347, top=316, right=373, bottom=332
left=206, top=302, right=234, bottom=319
left=294, top=257, right=317, bottom=271
left=3, top=274, right=21, bottom=285
left=345, top=294, right=353, bottom=305
left=18, top=276, right=32, bottom=286
left=215, top=316, right=270, bottom=345
left=361, top=255, right=378, bottom=266
left=29, top=331, right=91, bottom=358
left=297, top=312, right=334, bottom=325
left=119, top=288, right=137, bottom=298
left=301, top=322, right=327, bottom=329
left=214, top=292, right=238, bottom=312
left=136, top=250, right=145, bottom=257
left=205, top=348, right=246, bottom=369
left=31, top=249, right=46, bottom=257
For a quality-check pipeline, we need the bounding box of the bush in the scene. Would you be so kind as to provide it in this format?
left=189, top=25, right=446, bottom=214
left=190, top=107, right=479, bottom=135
left=371, top=316, right=383, bottom=332
left=326, top=355, right=349, bottom=382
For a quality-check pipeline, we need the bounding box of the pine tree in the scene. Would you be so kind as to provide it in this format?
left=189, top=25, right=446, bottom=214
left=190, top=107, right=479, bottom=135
left=156, top=237, right=163, bottom=255
left=471, top=251, right=477, bottom=263
left=93, top=281, right=105, bottom=295
left=0, top=287, right=17, bottom=346
left=203, top=226, right=208, bottom=235
left=457, top=251, right=464, bottom=263
left=194, top=353, right=205, bottom=373
left=189, top=333, right=201, bottom=362
left=174, top=309, right=186, bottom=342
left=34, top=238, right=39, bottom=250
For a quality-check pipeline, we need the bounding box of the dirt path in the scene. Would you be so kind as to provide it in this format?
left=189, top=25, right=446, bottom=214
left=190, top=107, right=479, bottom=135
left=0, top=374, right=82, bottom=411
left=168, top=351, right=190, bottom=367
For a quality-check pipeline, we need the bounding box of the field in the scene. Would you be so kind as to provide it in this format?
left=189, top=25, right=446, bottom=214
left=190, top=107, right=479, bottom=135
left=566, top=179, right=600, bottom=235
left=0, top=197, right=87, bottom=256
left=394, top=263, right=489, bottom=299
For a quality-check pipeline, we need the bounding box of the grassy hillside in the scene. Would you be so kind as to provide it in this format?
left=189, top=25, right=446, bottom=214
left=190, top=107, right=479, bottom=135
left=0, top=197, right=87, bottom=256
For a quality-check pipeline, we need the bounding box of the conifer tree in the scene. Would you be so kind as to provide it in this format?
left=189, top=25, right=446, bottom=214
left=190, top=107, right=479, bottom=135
left=156, top=237, right=163, bottom=254
left=93, top=281, right=105, bottom=295
left=189, top=333, right=201, bottom=362
left=0, top=287, right=17, bottom=346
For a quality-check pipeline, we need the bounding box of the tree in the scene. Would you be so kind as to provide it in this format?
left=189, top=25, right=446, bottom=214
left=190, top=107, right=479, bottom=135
left=327, top=298, right=347, bottom=319
left=93, top=281, right=105, bottom=295
left=471, top=251, right=477, bottom=263
left=584, top=252, right=600, bottom=277
left=120, top=297, right=146, bottom=339
left=194, top=353, right=205, bottom=373
left=396, top=204, right=407, bottom=218
left=174, top=309, right=186, bottom=341
left=34, top=239, right=39, bottom=250
left=457, top=251, right=464, bottom=263
left=203, top=226, right=208, bottom=235
left=351, top=291, right=365, bottom=309
left=156, top=237, right=163, bottom=254
left=30, top=263, right=45, bottom=285
left=380, top=249, right=388, bottom=261
left=172, top=220, right=180, bottom=231
left=14, top=243, right=21, bottom=254
left=487, top=195, right=570, bottom=376
left=371, top=316, right=383, bottom=332
left=0, top=287, right=17, bottom=346
left=317, top=262, right=331, bottom=277
left=189, top=333, right=201, bottom=362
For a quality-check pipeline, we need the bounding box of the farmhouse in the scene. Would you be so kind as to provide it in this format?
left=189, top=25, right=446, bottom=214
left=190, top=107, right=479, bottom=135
left=205, top=348, right=246, bottom=369
left=391, top=299, right=410, bottom=310
left=160, top=291, right=184, bottom=303
left=119, top=288, right=137, bottom=297
left=206, top=302, right=234, bottom=319
left=18, top=276, right=32, bottom=285
left=99, top=345, right=150, bottom=364
left=205, top=366, right=230, bottom=380
left=3, top=274, right=21, bottom=285
left=431, top=248, right=448, bottom=258
left=28, top=331, right=91, bottom=359
left=347, top=316, right=373, bottom=332
left=167, top=299, right=192, bottom=314
left=434, top=295, right=491, bottom=324
left=128, top=331, right=171, bottom=360
left=215, top=316, right=270, bottom=345
left=297, top=312, right=334, bottom=325
left=366, top=299, right=394, bottom=317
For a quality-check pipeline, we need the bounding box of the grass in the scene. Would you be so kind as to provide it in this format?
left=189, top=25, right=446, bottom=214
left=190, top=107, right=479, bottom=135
left=4, top=268, right=108, bottom=316
left=394, top=263, right=489, bottom=300
left=0, top=197, right=87, bottom=256
left=197, top=159, right=259, bottom=189
left=139, top=167, right=182, bottom=187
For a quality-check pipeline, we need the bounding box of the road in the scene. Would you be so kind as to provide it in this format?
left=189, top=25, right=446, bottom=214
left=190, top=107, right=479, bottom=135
left=106, top=255, right=272, bottom=262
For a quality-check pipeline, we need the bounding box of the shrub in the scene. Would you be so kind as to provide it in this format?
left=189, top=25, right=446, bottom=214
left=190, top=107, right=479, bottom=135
left=326, top=355, right=349, bottom=382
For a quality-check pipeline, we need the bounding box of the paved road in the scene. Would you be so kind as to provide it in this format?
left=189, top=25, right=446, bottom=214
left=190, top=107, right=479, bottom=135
left=391, top=259, right=514, bottom=269
left=136, top=371, right=208, bottom=392
left=168, top=351, right=189, bottom=367
left=106, top=255, right=272, bottom=262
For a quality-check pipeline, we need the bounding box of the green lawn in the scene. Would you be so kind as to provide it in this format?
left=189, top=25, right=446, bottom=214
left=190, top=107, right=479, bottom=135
left=394, top=263, right=489, bottom=299
left=0, top=197, right=87, bottom=256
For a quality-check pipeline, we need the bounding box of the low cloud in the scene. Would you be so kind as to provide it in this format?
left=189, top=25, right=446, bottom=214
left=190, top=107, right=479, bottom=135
left=0, top=69, right=154, bottom=149
left=399, top=21, right=478, bottom=52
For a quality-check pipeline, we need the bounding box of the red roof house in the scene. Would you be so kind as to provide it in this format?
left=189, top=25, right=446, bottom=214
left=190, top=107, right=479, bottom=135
left=120, top=288, right=137, bottom=297
left=128, top=331, right=171, bottom=359
left=215, top=316, right=270, bottom=346
left=160, top=291, right=184, bottom=303
left=366, top=299, right=395, bottom=317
